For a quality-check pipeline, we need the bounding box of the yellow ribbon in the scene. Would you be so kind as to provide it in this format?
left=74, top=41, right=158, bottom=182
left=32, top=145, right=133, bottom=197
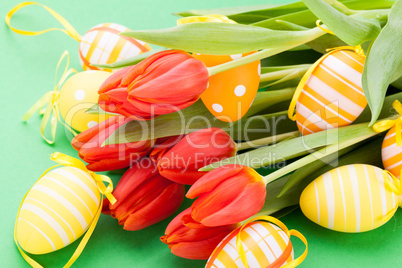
left=373, top=100, right=402, bottom=146
left=22, top=50, right=78, bottom=144
left=236, top=216, right=308, bottom=268
left=287, top=22, right=365, bottom=121
left=383, top=170, right=402, bottom=208
left=315, top=20, right=335, bottom=35
left=5, top=2, right=81, bottom=42
left=177, top=14, right=236, bottom=25
left=14, top=152, right=116, bottom=268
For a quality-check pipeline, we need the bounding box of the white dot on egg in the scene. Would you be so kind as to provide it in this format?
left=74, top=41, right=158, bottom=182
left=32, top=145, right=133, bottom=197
left=230, top=54, right=242, bottom=60
left=87, top=121, right=98, bottom=128
left=207, top=82, right=209, bottom=88
left=234, top=85, right=246, bottom=97
left=212, top=104, right=223, bottom=113
left=258, top=63, right=261, bottom=76
left=74, top=90, right=86, bottom=101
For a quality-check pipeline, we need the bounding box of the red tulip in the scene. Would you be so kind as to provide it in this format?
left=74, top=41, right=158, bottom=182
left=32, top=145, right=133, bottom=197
left=157, top=128, right=237, bottom=185
left=161, top=208, right=239, bottom=260
left=186, top=164, right=266, bottom=227
left=149, top=135, right=182, bottom=163
left=71, top=116, right=153, bottom=171
left=103, top=159, right=185, bottom=230
left=98, top=50, right=209, bottom=119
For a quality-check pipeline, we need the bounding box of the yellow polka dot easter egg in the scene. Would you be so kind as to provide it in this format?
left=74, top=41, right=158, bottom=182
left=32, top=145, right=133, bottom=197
left=16, top=166, right=100, bottom=254
left=300, top=164, right=400, bottom=233
left=294, top=50, right=367, bottom=135
left=79, top=23, right=151, bottom=72
left=58, top=70, right=113, bottom=132
left=206, top=221, right=294, bottom=268
left=382, top=126, right=402, bottom=178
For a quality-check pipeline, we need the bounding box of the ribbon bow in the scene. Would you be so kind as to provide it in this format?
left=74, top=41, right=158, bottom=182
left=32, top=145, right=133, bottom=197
left=373, top=100, right=402, bottom=146
left=383, top=170, right=402, bottom=208
left=14, top=153, right=116, bottom=268
left=51, top=152, right=116, bottom=204
left=235, top=216, right=308, bottom=268
left=288, top=20, right=365, bottom=121
left=22, top=51, right=78, bottom=144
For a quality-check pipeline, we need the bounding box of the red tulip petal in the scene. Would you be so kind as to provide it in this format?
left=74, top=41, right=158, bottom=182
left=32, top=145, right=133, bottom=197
left=123, top=183, right=185, bottom=231
left=98, top=65, right=134, bottom=93
left=200, top=181, right=266, bottom=226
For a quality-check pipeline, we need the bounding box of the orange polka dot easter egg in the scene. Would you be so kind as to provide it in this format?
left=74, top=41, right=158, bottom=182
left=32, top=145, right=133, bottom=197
left=58, top=71, right=113, bottom=132
left=193, top=53, right=260, bottom=122
left=382, top=126, right=402, bottom=178
left=294, top=49, right=367, bottom=135
left=79, top=23, right=151, bottom=72
left=206, top=221, right=294, bottom=268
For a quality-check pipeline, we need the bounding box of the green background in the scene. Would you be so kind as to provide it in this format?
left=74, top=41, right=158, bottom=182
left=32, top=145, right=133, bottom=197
left=1, top=0, right=401, bottom=267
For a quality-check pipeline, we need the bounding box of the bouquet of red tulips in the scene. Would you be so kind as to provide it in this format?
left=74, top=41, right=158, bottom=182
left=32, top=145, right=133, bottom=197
left=10, top=0, right=402, bottom=267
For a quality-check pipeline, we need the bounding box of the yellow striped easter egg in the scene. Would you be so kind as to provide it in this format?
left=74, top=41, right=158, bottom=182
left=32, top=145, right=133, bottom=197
left=382, top=126, right=402, bottom=178
left=206, top=221, right=293, bottom=268
left=16, top=167, right=100, bottom=254
left=58, top=70, right=113, bottom=132
left=295, top=50, right=367, bottom=135
left=79, top=23, right=151, bottom=72
left=300, top=164, right=399, bottom=233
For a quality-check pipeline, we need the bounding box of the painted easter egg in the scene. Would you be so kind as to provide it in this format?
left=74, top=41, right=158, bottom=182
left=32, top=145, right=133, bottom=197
left=206, top=221, right=293, bottom=268
left=16, top=166, right=100, bottom=254
left=382, top=126, right=402, bottom=178
left=58, top=70, right=113, bottom=132
left=79, top=23, right=151, bottom=72
left=193, top=53, right=260, bottom=122
left=295, top=50, right=367, bottom=135
left=300, top=164, right=399, bottom=233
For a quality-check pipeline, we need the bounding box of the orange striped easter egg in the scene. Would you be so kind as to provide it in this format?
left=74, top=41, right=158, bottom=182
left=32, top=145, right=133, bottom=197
left=295, top=50, right=367, bottom=135
left=206, top=221, right=293, bottom=268
left=382, top=126, right=402, bottom=178
left=79, top=23, right=151, bottom=72
left=193, top=52, right=260, bottom=122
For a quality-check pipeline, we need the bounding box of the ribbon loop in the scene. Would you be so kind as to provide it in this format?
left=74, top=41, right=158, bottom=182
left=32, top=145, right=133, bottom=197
left=21, top=51, right=78, bottom=144
left=5, top=2, right=81, bottom=42
left=236, top=216, right=308, bottom=268
left=50, top=152, right=116, bottom=204
left=373, top=100, right=402, bottom=146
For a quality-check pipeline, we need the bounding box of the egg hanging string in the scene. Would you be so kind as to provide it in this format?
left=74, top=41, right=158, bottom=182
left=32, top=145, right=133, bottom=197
left=235, top=216, right=308, bottom=268
left=22, top=51, right=78, bottom=144
left=14, top=152, right=116, bottom=268
left=287, top=20, right=365, bottom=121
left=373, top=100, right=402, bottom=146
left=5, top=2, right=81, bottom=41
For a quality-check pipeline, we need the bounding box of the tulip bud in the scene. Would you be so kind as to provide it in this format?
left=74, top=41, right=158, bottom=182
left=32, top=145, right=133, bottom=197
left=71, top=116, right=153, bottom=171
left=103, top=159, right=185, bottom=230
left=98, top=50, right=209, bottom=119
left=161, top=208, right=239, bottom=260
left=186, top=164, right=266, bottom=226
left=157, top=128, right=237, bottom=185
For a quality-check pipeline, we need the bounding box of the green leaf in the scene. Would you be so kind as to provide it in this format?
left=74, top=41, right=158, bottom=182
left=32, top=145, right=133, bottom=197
left=85, top=104, right=119, bottom=116
left=121, top=23, right=324, bottom=55
left=275, top=20, right=347, bottom=53
left=278, top=139, right=364, bottom=197
left=103, top=89, right=294, bottom=145
left=200, top=122, right=377, bottom=171
left=302, top=0, right=381, bottom=45
left=362, top=0, right=402, bottom=125
left=92, top=49, right=165, bottom=69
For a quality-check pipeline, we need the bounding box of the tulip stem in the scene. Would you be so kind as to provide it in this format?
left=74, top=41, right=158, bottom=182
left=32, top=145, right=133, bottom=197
left=261, top=131, right=379, bottom=185
left=236, top=131, right=300, bottom=151
left=259, top=65, right=311, bottom=84
left=206, top=27, right=325, bottom=77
